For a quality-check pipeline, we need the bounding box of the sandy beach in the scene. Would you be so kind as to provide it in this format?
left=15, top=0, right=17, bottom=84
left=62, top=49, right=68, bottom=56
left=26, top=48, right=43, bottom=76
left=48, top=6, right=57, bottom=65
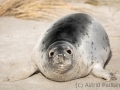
left=0, top=2, right=120, bottom=90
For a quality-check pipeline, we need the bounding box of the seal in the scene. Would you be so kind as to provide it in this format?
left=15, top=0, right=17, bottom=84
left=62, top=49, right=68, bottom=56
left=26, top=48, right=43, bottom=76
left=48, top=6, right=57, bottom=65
left=8, top=13, right=116, bottom=82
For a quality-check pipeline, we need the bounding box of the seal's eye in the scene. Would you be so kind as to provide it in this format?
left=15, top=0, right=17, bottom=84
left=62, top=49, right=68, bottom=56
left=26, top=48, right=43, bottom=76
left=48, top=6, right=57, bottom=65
left=67, top=49, right=72, bottom=55
left=49, top=51, right=54, bottom=57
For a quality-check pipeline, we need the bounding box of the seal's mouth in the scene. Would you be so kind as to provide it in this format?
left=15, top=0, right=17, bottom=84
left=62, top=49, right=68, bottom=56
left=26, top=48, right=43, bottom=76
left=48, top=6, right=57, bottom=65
left=57, top=64, right=68, bottom=69
left=52, top=54, right=72, bottom=73
left=55, top=65, right=70, bottom=73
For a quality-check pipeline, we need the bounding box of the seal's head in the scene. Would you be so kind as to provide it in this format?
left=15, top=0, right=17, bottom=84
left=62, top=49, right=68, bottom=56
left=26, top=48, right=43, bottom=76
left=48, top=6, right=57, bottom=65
left=46, top=41, right=75, bottom=74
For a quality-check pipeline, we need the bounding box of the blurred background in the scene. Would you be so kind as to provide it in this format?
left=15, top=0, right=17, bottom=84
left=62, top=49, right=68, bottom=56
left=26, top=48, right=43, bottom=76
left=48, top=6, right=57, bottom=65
left=0, top=0, right=120, bottom=21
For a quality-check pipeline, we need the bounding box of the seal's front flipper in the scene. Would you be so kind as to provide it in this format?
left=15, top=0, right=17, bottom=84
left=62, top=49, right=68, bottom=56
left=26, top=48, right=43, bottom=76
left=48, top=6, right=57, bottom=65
left=8, top=62, right=38, bottom=81
left=91, top=64, right=117, bottom=81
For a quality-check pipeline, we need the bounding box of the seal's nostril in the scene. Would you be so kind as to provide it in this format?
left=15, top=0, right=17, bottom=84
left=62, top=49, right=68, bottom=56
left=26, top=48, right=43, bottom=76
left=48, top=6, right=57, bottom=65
left=57, top=54, right=63, bottom=57
left=56, top=54, right=64, bottom=63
